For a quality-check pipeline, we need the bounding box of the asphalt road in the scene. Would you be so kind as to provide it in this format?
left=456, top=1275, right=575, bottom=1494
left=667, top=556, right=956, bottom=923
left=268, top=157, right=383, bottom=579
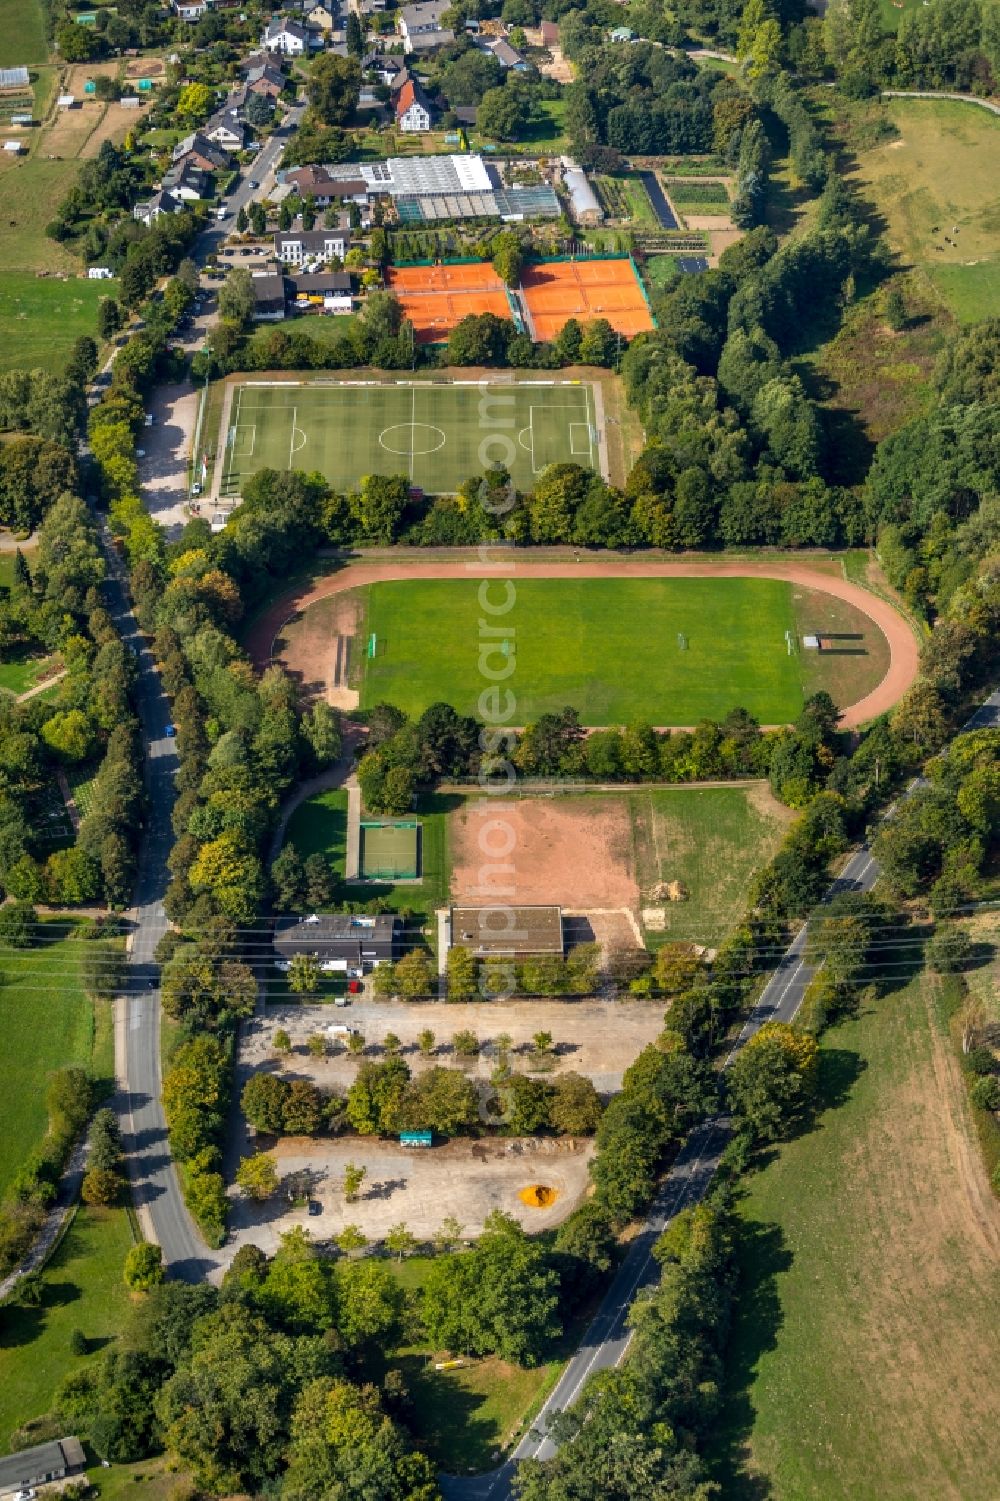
left=441, top=687, right=1000, bottom=1500
left=84, top=104, right=308, bottom=1278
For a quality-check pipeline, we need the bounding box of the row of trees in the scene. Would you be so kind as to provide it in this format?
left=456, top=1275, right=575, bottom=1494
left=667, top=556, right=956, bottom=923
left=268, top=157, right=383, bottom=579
left=0, top=497, right=144, bottom=910
left=0, top=1069, right=94, bottom=1279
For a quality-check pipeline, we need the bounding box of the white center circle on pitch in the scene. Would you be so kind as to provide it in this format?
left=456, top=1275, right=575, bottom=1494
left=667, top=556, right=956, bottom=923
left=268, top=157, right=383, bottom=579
left=379, top=423, right=447, bottom=457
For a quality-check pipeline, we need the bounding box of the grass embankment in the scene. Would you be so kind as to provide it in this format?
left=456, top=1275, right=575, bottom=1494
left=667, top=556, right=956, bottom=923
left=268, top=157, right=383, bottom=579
left=850, top=98, right=1000, bottom=323
left=710, top=972, right=1000, bottom=1500
left=0, top=1207, right=134, bottom=1453
left=0, top=919, right=114, bottom=1196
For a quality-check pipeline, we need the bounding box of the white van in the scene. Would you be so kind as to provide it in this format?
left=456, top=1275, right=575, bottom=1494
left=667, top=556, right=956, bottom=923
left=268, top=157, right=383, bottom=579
left=216, top=206, right=227, bottom=221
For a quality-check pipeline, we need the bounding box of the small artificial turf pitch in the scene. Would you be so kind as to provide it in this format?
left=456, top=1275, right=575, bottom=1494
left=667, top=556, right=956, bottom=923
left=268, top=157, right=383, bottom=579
left=220, top=379, right=599, bottom=497
left=360, top=820, right=421, bottom=881
left=359, top=577, right=804, bottom=725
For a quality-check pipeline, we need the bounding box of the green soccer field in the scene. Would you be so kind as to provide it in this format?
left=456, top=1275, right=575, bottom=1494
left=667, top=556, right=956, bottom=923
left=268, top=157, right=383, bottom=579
left=221, top=379, right=600, bottom=496
left=358, top=577, right=804, bottom=725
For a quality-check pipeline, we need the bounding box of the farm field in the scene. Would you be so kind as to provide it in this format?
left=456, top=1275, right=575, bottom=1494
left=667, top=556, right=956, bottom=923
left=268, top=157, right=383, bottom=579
left=219, top=378, right=600, bottom=497
left=709, top=972, right=1000, bottom=1500
left=358, top=577, right=829, bottom=725
left=0, top=271, right=119, bottom=374
left=0, top=1206, right=134, bottom=1452
left=0, top=0, right=47, bottom=65
left=0, top=919, right=112, bottom=1196
left=850, top=99, right=1000, bottom=321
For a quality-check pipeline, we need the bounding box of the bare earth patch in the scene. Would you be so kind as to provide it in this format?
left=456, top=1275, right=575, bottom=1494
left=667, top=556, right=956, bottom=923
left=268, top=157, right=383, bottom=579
left=223, top=1136, right=594, bottom=1260
left=276, top=591, right=361, bottom=708
left=450, top=795, right=638, bottom=910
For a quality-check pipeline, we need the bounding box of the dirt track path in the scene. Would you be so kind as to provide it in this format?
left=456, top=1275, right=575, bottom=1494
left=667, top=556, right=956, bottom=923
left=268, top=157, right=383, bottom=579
left=246, top=556, right=921, bottom=729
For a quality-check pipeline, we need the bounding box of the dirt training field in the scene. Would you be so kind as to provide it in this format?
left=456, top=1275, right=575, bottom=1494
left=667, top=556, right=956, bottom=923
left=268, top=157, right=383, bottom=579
left=451, top=796, right=637, bottom=910
left=252, top=555, right=919, bottom=730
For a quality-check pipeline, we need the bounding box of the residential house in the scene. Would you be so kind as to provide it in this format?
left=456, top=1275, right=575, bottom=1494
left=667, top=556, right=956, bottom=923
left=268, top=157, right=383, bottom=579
left=395, top=77, right=435, bottom=133
left=609, top=25, right=636, bottom=41
left=203, top=113, right=251, bottom=150
left=448, top=906, right=565, bottom=959
left=172, top=0, right=208, bottom=19
left=398, top=0, right=453, bottom=54
left=388, top=66, right=414, bottom=95
left=291, top=270, right=353, bottom=313
left=540, top=19, right=559, bottom=45
left=161, top=160, right=211, bottom=200
left=283, top=165, right=367, bottom=206
left=452, top=104, right=477, bottom=128
left=274, top=224, right=351, bottom=264
left=363, top=52, right=405, bottom=86
left=251, top=272, right=288, bottom=321
left=246, top=63, right=286, bottom=99
left=262, top=16, right=310, bottom=55
left=273, top=913, right=399, bottom=972
left=133, top=188, right=183, bottom=225
left=238, top=49, right=278, bottom=74
left=306, top=3, right=337, bottom=30
left=0, top=1438, right=86, bottom=1499
left=172, top=131, right=230, bottom=172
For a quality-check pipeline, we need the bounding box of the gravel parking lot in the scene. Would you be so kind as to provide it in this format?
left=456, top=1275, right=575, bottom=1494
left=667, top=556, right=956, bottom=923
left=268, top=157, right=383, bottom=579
left=242, top=996, right=664, bottom=1095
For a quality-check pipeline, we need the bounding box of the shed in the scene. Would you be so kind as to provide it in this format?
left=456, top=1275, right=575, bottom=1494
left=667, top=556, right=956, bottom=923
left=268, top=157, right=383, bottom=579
left=57, top=93, right=77, bottom=108
left=3, top=139, right=24, bottom=153
left=449, top=905, right=565, bottom=959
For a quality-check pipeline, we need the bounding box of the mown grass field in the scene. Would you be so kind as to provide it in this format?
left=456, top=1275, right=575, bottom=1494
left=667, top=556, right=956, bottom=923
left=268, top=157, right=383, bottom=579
left=0, top=919, right=113, bottom=1196
left=851, top=100, right=1000, bottom=322
left=0, top=1206, right=134, bottom=1453
left=709, top=972, right=1000, bottom=1500
left=285, top=787, right=348, bottom=873
left=0, top=0, right=47, bottom=66
left=630, top=785, right=794, bottom=945
left=359, top=577, right=804, bottom=726
left=0, top=271, right=119, bottom=375
left=0, top=159, right=86, bottom=274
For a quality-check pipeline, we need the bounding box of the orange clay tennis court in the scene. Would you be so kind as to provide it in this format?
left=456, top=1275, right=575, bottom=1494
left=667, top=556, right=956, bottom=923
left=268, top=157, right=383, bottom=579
left=386, top=263, right=514, bottom=343
left=521, top=259, right=655, bottom=341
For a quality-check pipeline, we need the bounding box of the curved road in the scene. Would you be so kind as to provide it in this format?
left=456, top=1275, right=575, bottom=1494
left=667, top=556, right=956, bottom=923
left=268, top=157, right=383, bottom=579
left=440, top=686, right=1000, bottom=1500
left=247, top=555, right=922, bottom=730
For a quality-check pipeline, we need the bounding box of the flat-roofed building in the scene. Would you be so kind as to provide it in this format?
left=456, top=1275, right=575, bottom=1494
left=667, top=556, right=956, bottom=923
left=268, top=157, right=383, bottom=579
left=449, top=905, right=564, bottom=958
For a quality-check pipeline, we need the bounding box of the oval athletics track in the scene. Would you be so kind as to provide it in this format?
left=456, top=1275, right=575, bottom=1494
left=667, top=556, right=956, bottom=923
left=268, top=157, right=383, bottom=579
left=247, top=558, right=922, bottom=730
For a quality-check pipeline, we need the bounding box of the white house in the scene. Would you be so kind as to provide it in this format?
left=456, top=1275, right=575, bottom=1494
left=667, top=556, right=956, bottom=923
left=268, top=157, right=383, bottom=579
left=133, top=189, right=183, bottom=226
left=172, top=0, right=208, bottom=18
left=262, top=17, right=310, bottom=55
left=395, top=77, right=435, bottom=133
left=87, top=267, right=114, bottom=280
left=274, top=226, right=351, bottom=265
left=203, top=114, right=250, bottom=150
left=398, top=0, right=453, bottom=53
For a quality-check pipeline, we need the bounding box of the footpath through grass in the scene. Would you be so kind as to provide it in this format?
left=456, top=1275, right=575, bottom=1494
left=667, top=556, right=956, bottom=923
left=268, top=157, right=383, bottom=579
left=360, top=577, right=803, bottom=726
left=0, top=919, right=112, bottom=1197
left=709, top=972, right=1000, bottom=1500
left=0, top=1205, right=134, bottom=1452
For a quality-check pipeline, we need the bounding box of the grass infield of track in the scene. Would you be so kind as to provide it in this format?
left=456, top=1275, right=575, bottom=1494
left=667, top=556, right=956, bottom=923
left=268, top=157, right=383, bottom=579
left=358, top=576, right=804, bottom=726
left=221, top=379, right=599, bottom=497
